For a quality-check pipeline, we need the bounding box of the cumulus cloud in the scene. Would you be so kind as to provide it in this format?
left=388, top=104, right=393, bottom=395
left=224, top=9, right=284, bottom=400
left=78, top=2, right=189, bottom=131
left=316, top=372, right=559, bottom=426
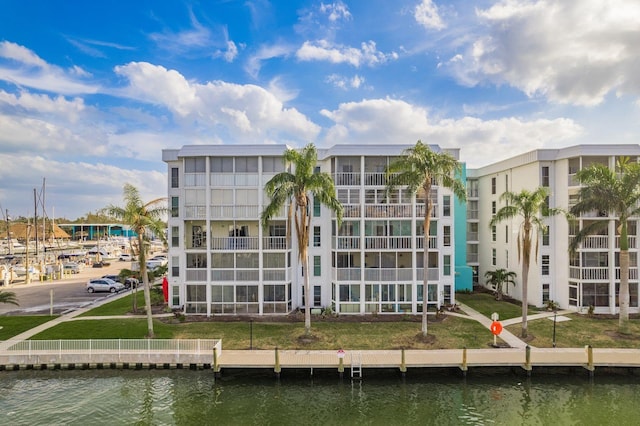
left=115, top=61, right=320, bottom=141
left=415, top=0, right=446, bottom=30
left=297, top=40, right=398, bottom=67
left=0, top=90, right=86, bottom=122
left=447, top=0, right=640, bottom=105
left=320, top=1, right=352, bottom=22
left=326, top=74, right=365, bottom=90
left=321, top=98, right=583, bottom=167
left=245, top=43, right=293, bottom=78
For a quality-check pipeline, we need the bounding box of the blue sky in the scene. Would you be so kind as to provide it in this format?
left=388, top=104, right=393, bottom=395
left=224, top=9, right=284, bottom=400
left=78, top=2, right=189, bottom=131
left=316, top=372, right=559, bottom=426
left=1, top=0, right=639, bottom=219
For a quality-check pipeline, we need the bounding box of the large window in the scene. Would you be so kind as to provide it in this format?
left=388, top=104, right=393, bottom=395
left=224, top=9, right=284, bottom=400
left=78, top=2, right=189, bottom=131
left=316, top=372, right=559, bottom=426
left=443, top=195, right=451, bottom=216
left=313, top=226, right=321, bottom=247
left=185, top=158, right=206, bottom=173
left=582, top=282, right=609, bottom=307
left=443, top=255, right=451, bottom=276
left=185, top=284, right=207, bottom=314
left=171, top=167, right=179, bottom=188
left=235, top=157, right=258, bottom=172
left=171, top=197, right=179, bottom=217
left=616, top=283, right=639, bottom=307
left=313, top=197, right=320, bottom=216
left=171, top=226, right=179, bottom=247
left=314, top=255, right=321, bottom=276
left=541, top=166, right=550, bottom=187
left=443, top=226, right=451, bottom=246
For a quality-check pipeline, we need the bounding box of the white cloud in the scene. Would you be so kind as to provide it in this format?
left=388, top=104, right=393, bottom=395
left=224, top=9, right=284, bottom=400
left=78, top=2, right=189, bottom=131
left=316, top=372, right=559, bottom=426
left=114, top=62, right=320, bottom=141
left=297, top=40, right=398, bottom=67
left=326, top=74, right=365, bottom=90
left=448, top=0, right=640, bottom=105
left=415, top=0, right=446, bottom=30
left=321, top=98, right=583, bottom=167
left=0, top=90, right=86, bottom=122
left=245, top=43, right=293, bottom=78
left=320, top=1, right=352, bottom=22
left=0, top=42, right=99, bottom=95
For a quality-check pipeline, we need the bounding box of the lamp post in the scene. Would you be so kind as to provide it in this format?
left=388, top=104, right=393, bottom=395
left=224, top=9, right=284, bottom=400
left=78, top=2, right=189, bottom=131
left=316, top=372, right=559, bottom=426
left=250, top=319, right=254, bottom=350
left=552, top=308, right=557, bottom=348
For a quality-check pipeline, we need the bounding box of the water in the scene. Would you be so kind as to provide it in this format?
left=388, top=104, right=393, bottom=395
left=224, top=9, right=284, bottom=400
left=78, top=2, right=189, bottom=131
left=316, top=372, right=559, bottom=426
left=2, top=369, right=640, bottom=425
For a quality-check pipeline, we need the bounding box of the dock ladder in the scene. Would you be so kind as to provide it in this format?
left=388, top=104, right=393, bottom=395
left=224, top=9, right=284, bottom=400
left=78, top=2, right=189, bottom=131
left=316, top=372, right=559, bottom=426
left=350, top=351, right=362, bottom=379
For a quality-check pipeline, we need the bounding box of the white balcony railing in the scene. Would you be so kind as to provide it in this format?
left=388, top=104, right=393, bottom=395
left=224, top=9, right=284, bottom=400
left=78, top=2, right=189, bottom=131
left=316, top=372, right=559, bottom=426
left=263, top=237, right=288, bottom=250
left=569, top=266, right=609, bottom=280
left=184, top=205, right=207, bottom=219
left=364, top=268, right=413, bottom=281
left=616, top=236, right=637, bottom=249
left=336, top=268, right=362, bottom=281
left=342, top=204, right=361, bottom=217
left=334, top=172, right=361, bottom=186
left=616, top=267, right=639, bottom=280
left=210, top=237, right=259, bottom=250
left=364, top=204, right=413, bottom=218
left=364, top=236, right=412, bottom=250
left=415, top=236, right=438, bottom=249
left=185, top=269, right=207, bottom=281
left=335, top=236, right=360, bottom=250
left=416, top=267, right=440, bottom=281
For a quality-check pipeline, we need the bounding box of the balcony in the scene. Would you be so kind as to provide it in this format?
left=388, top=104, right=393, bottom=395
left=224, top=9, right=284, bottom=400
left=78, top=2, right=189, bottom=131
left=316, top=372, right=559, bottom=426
left=211, top=269, right=259, bottom=282
left=342, top=204, right=361, bottom=218
left=184, top=173, right=207, bottom=187
left=334, top=172, right=361, bottom=186
left=416, top=268, right=440, bottom=281
left=335, top=236, right=360, bottom=250
left=263, top=236, right=288, bottom=250
left=365, top=204, right=413, bottom=218
left=616, top=236, right=637, bottom=249
left=569, top=266, right=609, bottom=280
left=263, top=268, right=290, bottom=281
left=185, top=205, right=206, bottom=219
left=467, top=231, right=478, bottom=241
left=415, top=204, right=438, bottom=218
left=335, top=268, right=362, bottom=281
left=364, top=236, right=412, bottom=250
left=364, top=268, right=413, bottom=281
left=210, top=205, right=260, bottom=219
left=210, top=173, right=259, bottom=187
left=415, top=236, right=438, bottom=249
left=185, top=269, right=207, bottom=281
left=211, top=237, right=259, bottom=250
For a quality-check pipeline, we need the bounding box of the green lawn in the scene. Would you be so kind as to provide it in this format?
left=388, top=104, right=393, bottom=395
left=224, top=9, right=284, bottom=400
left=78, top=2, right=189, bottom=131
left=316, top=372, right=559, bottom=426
left=78, top=291, right=147, bottom=317
left=0, top=315, right=58, bottom=340
left=456, top=292, right=536, bottom=320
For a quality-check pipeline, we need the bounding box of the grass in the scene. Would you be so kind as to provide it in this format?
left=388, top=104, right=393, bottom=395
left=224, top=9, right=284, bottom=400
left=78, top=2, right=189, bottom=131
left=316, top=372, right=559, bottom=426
left=0, top=315, right=58, bottom=340
left=4, top=291, right=640, bottom=350
left=456, top=292, right=536, bottom=319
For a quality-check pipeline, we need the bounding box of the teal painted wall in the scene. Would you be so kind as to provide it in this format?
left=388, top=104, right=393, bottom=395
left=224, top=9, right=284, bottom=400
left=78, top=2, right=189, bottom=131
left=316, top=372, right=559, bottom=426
left=454, top=164, right=473, bottom=292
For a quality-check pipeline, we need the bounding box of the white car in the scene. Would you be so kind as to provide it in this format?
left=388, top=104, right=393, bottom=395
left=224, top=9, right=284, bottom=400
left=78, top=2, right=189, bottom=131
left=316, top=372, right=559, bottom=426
left=86, top=278, right=125, bottom=293
left=118, top=254, right=135, bottom=261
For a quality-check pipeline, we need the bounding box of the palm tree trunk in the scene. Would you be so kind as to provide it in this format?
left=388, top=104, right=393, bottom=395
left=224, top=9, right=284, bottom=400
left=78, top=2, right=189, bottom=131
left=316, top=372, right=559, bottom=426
left=303, top=251, right=311, bottom=335
left=422, top=200, right=432, bottom=337
left=619, top=249, right=630, bottom=333
left=138, top=234, right=154, bottom=338
left=521, top=229, right=531, bottom=339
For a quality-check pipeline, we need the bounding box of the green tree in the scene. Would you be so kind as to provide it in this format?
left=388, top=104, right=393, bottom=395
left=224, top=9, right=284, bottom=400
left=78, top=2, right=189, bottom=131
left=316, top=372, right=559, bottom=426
left=261, top=144, right=343, bottom=336
left=0, top=289, right=19, bottom=306
left=490, top=187, right=563, bottom=338
left=385, top=141, right=466, bottom=337
left=569, top=157, right=640, bottom=334
left=104, top=184, right=167, bottom=338
left=484, top=268, right=517, bottom=301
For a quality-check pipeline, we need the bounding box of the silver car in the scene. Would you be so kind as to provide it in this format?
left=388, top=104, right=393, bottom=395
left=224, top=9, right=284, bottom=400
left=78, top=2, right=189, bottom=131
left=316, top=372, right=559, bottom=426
left=86, top=278, right=125, bottom=293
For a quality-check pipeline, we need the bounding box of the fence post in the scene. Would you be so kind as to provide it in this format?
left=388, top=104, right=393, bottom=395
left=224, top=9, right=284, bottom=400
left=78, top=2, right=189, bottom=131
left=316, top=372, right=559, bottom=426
left=524, top=345, right=532, bottom=375
left=400, top=348, right=407, bottom=375
left=586, top=345, right=595, bottom=376
left=461, top=347, right=468, bottom=376
left=274, top=347, right=281, bottom=377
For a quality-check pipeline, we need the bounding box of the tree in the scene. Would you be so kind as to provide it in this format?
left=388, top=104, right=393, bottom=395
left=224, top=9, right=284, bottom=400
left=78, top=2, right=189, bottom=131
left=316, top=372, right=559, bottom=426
left=0, top=289, right=19, bottom=306
left=490, top=187, right=563, bottom=338
left=569, top=157, right=640, bottom=334
left=484, top=268, right=517, bottom=301
left=261, top=144, right=343, bottom=336
left=104, top=184, right=167, bottom=338
left=385, top=141, right=466, bottom=337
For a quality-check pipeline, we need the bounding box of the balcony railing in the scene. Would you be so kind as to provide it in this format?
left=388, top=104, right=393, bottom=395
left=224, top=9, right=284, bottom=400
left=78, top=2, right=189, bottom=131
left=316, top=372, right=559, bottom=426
left=263, top=236, right=288, bottom=250
left=415, top=236, right=438, bottom=249
left=211, top=269, right=259, bottom=282
left=342, top=204, right=361, bottom=218
left=616, top=267, right=639, bottom=280
left=335, top=268, right=362, bottom=281
left=364, top=268, right=413, bottom=281
left=209, top=205, right=261, bottom=219
left=416, top=268, right=440, bottom=281
left=415, top=204, right=438, bottom=218
left=211, top=237, right=259, bottom=250
left=184, top=173, right=207, bottom=187
left=467, top=232, right=478, bottom=241
left=616, top=236, right=637, bottom=249
left=364, top=204, right=413, bottom=218
left=335, top=236, right=360, bottom=250
left=334, top=172, right=361, bottom=186
left=467, top=253, right=479, bottom=263
left=263, top=268, right=290, bottom=281
left=185, top=269, right=207, bottom=281
left=568, top=235, right=637, bottom=250
left=569, top=266, right=609, bottom=280
left=210, top=173, right=259, bottom=187
left=185, top=205, right=206, bottom=219
left=364, top=236, right=412, bottom=250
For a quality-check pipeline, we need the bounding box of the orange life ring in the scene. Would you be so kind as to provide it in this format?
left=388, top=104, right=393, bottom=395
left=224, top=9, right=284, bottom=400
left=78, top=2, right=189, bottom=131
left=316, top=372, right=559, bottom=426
left=490, top=321, right=503, bottom=335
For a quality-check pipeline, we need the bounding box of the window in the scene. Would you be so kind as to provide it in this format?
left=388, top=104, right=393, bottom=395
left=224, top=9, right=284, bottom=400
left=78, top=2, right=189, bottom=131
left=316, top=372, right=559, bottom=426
left=443, top=195, right=451, bottom=216
left=542, top=283, right=550, bottom=303
left=235, top=157, right=258, bottom=172
left=492, top=249, right=497, bottom=266
left=263, top=156, right=284, bottom=173
left=313, top=197, right=320, bottom=217
left=171, top=167, right=179, bottom=188
left=542, top=225, right=550, bottom=246
left=492, top=201, right=496, bottom=215
left=171, top=197, right=179, bottom=217
left=616, top=283, right=639, bottom=307
left=314, top=166, right=320, bottom=174
left=313, top=226, right=321, bottom=247
left=492, top=225, right=497, bottom=242
left=443, top=226, right=451, bottom=246
left=171, top=256, right=179, bottom=277
left=314, top=256, right=321, bottom=276
left=542, top=255, right=550, bottom=275
left=505, top=226, right=509, bottom=243
left=171, top=226, right=179, bottom=247
left=491, top=177, right=496, bottom=194
left=505, top=174, right=508, bottom=192
left=541, top=166, right=550, bottom=187
left=210, top=157, right=233, bottom=172
left=314, top=285, right=321, bottom=306
left=582, top=282, right=609, bottom=307
left=443, top=255, right=451, bottom=276
left=185, top=158, right=206, bottom=173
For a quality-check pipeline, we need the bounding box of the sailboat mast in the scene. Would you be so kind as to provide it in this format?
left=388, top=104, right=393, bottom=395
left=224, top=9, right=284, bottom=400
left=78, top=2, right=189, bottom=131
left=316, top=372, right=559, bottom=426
left=34, top=187, right=38, bottom=259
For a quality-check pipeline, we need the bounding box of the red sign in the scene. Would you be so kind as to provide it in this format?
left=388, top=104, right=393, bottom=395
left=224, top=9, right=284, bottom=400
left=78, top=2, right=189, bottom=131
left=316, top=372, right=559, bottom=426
left=490, top=321, right=503, bottom=336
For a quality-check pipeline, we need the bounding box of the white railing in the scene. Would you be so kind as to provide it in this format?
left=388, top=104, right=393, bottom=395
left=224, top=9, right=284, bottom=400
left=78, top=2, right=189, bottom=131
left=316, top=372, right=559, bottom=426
left=364, top=236, right=412, bottom=250
left=263, top=269, right=288, bottom=281
left=186, top=269, right=207, bottom=281
left=569, top=267, right=609, bottom=280
left=334, top=172, right=361, bottom=186
left=211, top=237, right=259, bottom=250
left=1, top=339, right=221, bottom=359
left=210, top=173, right=259, bottom=187
left=234, top=205, right=260, bottom=218
left=364, top=204, right=413, bottom=218
left=417, top=268, right=440, bottom=281
left=342, top=204, right=361, bottom=217
left=416, top=204, right=438, bottom=218
left=184, top=173, right=207, bottom=187
left=184, top=205, right=207, bottom=219
left=415, top=236, right=438, bottom=249
left=577, top=235, right=609, bottom=249
left=263, top=237, right=288, bottom=250
left=210, top=205, right=234, bottom=218
left=364, top=268, right=413, bottom=281
left=336, top=268, right=362, bottom=281
left=211, top=269, right=259, bottom=281
left=616, top=267, right=639, bottom=280
left=616, top=236, right=637, bottom=249
left=336, top=236, right=360, bottom=250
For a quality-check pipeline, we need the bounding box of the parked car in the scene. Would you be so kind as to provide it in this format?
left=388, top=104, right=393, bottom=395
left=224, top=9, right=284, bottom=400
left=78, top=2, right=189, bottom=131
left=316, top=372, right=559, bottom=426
left=146, top=255, right=168, bottom=270
left=118, top=254, right=136, bottom=261
left=86, top=278, right=125, bottom=293
left=92, top=261, right=111, bottom=268
left=63, top=262, right=81, bottom=274
left=101, top=274, right=139, bottom=289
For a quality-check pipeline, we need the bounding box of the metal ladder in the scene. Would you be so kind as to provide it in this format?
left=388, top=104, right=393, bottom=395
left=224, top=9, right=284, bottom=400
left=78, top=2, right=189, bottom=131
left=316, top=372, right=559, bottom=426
left=350, top=351, right=362, bottom=379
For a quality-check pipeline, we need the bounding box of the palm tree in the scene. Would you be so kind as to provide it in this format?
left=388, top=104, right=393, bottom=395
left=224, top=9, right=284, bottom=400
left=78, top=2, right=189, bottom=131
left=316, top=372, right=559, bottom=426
left=490, top=187, right=563, bottom=338
left=569, top=157, right=640, bottom=334
left=105, top=184, right=167, bottom=338
left=484, top=268, right=517, bottom=301
left=385, top=141, right=466, bottom=337
left=0, top=289, right=19, bottom=306
left=261, top=144, right=343, bottom=336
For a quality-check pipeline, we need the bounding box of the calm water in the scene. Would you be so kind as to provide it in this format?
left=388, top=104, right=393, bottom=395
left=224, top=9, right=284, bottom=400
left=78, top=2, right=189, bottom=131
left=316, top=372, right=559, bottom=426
left=2, top=369, right=640, bottom=425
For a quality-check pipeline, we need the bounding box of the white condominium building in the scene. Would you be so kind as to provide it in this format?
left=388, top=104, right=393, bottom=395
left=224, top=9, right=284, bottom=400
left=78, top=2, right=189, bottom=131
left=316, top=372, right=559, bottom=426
left=162, top=144, right=470, bottom=316
left=468, top=145, right=640, bottom=314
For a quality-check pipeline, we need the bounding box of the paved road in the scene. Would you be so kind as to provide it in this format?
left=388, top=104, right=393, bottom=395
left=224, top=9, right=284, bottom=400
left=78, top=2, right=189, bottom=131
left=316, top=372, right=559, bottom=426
left=0, top=262, right=131, bottom=316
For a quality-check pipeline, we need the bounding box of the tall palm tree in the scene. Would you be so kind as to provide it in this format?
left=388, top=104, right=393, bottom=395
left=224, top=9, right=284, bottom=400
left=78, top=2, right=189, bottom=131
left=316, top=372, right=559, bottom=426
left=105, top=184, right=167, bottom=338
left=0, top=289, right=19, bottom=306
left=385, top=141, right=466, bottom=337
left=490, top=187, right=563, bottom=338
left=261, top=144, right=343, bottom=336
left=569, top=157, right=640, bottom=334
left=484, top=268, right=517, bottom=301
